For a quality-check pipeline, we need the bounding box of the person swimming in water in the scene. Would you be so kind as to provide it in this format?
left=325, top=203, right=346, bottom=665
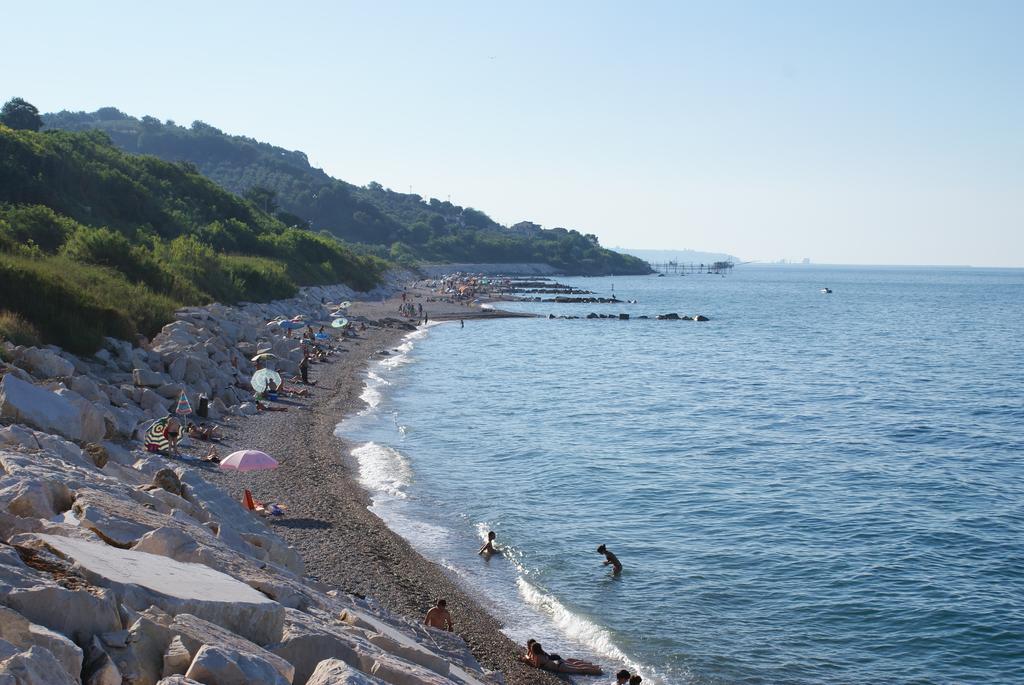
left=478, top=530, right=498, bottom=555
left=615, top=669, right=632, bottom=684
left=597, top=544, right=622, bottom=574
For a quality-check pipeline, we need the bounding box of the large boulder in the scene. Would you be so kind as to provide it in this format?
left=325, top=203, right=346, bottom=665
left=307, top=659, right=388, bottom=685
left=184, top=644, right=289, bottom=685
left=54, top=390, right=108, bottom=444
left=0, top=643, right=78, bottom=685
left=83, top=635, right=121, bottom=685
left=34, top=535, right=284, bottom=646
left=268, top=609, right=381, bottom=684
left=0, top=375, right=105, bottom=444
left=0, top=552, right=122, bottom=645
left=0, top=478, right=74, bottom=520
left=167, top=357, right=187, bottom=383
left=0, top=606, right=83, bottom=683
left=133, top=368, right=167, bottom=388
left=368, top=652, right=451, bottom=685
left=70, top=376, right=107, bottom=405
left=19, top=349, right=75, bottom=379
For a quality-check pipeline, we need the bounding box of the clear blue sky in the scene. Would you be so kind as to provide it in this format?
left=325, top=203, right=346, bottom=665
left=4, top=1, right=1022, bottom=266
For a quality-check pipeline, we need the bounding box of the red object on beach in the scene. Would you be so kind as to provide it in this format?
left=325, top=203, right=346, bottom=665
left=219, top=450, right=279, bottom=472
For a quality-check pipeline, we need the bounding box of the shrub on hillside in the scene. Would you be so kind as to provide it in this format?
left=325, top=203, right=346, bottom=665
left=0, top=310, right=41, bottom=347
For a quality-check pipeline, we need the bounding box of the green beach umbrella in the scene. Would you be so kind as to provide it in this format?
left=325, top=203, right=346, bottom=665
left=331, top=317, right=349, bottom=329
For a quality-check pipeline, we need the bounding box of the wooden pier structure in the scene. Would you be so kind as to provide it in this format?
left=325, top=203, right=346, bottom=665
left=649, top=260, right=735, bottom=275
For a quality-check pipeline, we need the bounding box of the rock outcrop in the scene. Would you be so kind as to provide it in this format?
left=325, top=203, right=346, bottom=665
left=0, top=276, right=503, bottom=685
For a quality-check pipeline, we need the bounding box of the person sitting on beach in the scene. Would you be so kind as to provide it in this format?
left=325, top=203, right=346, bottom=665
left=478, top=530, right=499, bottom=556
left=598, top=544, right=623, bottom=574
left=615, top=669, right=632, bottom=684
left=424, top=599, right=453, bottom=631
left=525, top=641, right=602, bottom=675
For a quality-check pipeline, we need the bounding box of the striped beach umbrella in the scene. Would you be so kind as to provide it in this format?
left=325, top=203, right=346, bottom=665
left=175, top=390, right=193, bottom=416
left=144, top=416, right=171, bottom=453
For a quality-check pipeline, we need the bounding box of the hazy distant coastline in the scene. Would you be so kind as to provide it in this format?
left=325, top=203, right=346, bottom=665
left=613, top=247, right=741, bottom=264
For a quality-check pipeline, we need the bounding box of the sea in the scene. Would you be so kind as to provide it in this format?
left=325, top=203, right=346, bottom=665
left=336, top=265, right=1024, bottom=685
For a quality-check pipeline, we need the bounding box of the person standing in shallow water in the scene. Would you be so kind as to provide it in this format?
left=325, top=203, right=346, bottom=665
left=615, top=669, right=631, bottom=684
left=597, top=544, right=622, bottom=574
left=424, top=598, right=453, bottom=631
left=478, top=530, right=498, bottom=555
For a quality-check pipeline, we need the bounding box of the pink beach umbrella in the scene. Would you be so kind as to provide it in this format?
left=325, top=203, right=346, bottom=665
left=219, top=450, right=279, bottom=472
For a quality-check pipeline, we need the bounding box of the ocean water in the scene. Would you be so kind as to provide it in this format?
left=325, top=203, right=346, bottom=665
left=337, top=266, right=1024, bottom=684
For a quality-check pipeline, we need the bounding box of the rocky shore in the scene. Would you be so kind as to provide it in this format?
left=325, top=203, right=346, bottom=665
left=0, top=275, right=561, bottom=685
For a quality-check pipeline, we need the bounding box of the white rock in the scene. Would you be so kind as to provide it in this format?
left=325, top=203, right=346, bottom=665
left=184, top=644, right=289, bottom=685
left=307, top=659, right=388, bottom=685
left=105, top=405, right=143, bottom=438
left=0, top=572, right=122, bottom=645
left=269, top=609, right=380, bottom=685
left=31, top=434, right=90, bottom=469
left=0, top=425, right=39, bottom=450
left=133, top=368, right=166, bottom=388
left=54, top=390, right=108, bottom=443
left=35, top=535, right=284, bottom=646
left=19, top=348, right=76, bottom=379
left=369, top=652, right=451, bottom=685
left=0, top=479, right=74, bottom=520
left=162, top=635, right=191, bottom=678
left=84, top=635, right=121, bottom=685
left=70, top=376, right=106, bottom=404
left=2, top=365, right=34, bottom=384
left=0, top=644, right=78, bottom=685
left=74, top=503, right=154, bottom=547
left=0, top=375, right=99, bottom=443
left=168, top=357, right=187, bottom=382
left=0, top=606, right=83, bottom=683
left=140, top=388, right=169, bottom=413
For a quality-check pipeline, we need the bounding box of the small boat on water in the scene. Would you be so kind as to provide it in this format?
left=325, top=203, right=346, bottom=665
left=821, top=288, right=832, bottom=294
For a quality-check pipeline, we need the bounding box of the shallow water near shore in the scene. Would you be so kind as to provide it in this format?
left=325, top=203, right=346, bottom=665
left=338, top=265, right=1024, bottom=684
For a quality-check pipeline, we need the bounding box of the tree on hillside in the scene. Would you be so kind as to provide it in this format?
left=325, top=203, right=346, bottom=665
left=0, top=98, right=43, bottom=131
left=243, top=185, right=278, bottom=214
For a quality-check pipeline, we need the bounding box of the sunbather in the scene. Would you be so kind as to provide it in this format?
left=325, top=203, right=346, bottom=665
left=524, top=641, right=602, bottom=675
left=256, top=400, right=288, bottom=412
left=241, top=489, right=287, bottom=516
left=186, top=422, right=220, bottom=441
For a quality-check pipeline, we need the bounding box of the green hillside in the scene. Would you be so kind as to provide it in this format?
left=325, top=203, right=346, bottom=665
left=44, top=108, right=651, bottom=276
left=0, top=118, right=385, bottom=353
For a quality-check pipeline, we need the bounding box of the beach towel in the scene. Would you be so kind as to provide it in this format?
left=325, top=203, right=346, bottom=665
left=144, top=417, right=171, bottom=453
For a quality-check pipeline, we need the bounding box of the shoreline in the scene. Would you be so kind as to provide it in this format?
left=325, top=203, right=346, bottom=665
left=196, top=285, right=565, bottom=685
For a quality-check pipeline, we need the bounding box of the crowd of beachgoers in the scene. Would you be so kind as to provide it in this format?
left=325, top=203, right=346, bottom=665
left=0, top=271, right=646, bottom=684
